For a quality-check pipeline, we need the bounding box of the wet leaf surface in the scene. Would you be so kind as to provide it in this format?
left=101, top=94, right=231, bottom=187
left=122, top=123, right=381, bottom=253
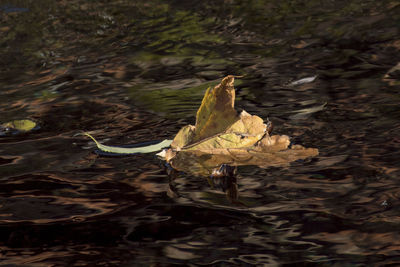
left=164, top=76, right=318, bottom=176
left=0, top=119, right=38, bottom=136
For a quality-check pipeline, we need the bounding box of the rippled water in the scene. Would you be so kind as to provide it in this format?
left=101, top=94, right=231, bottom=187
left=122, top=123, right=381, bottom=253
left=1, top=0, right=400, bottom=265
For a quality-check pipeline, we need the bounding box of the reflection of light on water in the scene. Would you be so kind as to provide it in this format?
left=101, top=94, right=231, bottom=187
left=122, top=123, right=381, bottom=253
left=0, top=194, right=119, bottom=224
left=0, top=250, right=72, bottom=266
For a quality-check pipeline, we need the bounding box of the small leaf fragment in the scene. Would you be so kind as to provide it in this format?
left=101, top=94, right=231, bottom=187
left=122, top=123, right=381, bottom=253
left=3, top=119, right=37, bottom=131
left=290, top=75, right=317, bottom=86
left=84, top=133, right=172, bottom=154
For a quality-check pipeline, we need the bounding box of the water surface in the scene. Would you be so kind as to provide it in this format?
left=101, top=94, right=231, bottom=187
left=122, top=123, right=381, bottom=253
left=1, top=0, right=400, bottom=265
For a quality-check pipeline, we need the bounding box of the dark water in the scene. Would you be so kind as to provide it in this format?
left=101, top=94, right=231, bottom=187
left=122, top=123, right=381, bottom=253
left=1, top=0, right=400, bottom=265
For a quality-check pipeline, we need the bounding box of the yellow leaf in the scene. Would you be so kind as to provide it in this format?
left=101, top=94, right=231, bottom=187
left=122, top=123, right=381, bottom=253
left=193, top=75, right=239, bottom=142
left=171, top=125, right=195, bottom=149
left=255, top=135, right=291, bottom=152
left=226, top=110, right=266, bottom=136
left=162, top=75, right=319, bottom=176
left=183, top=110, right=266, bottom=151
left=2, top=119, right=37, bottom=132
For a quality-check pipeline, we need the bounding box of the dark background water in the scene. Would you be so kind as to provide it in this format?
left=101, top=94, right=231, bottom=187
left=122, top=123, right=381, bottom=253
left=1, top=0, right=400, bottom=266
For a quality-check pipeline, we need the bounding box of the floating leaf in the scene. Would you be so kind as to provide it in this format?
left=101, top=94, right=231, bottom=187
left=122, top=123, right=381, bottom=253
left=84, top=133, right=172, bottom=154
left=161, top=76, right=319, bottom=176
left=83, top=76, right=317, bottom=174
left=290, top=75, right=317, bottom=86
left=1, top=119, right=37, bottom=132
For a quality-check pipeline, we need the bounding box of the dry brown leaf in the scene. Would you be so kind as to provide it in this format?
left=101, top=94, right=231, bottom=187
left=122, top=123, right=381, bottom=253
left=163, top=75, right=318, bottom=176
left=169, top=145, right=318, bottom=176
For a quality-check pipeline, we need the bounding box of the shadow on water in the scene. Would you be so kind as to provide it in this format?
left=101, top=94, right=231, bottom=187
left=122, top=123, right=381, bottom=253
left=0, top=0, right=400, bottom=265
